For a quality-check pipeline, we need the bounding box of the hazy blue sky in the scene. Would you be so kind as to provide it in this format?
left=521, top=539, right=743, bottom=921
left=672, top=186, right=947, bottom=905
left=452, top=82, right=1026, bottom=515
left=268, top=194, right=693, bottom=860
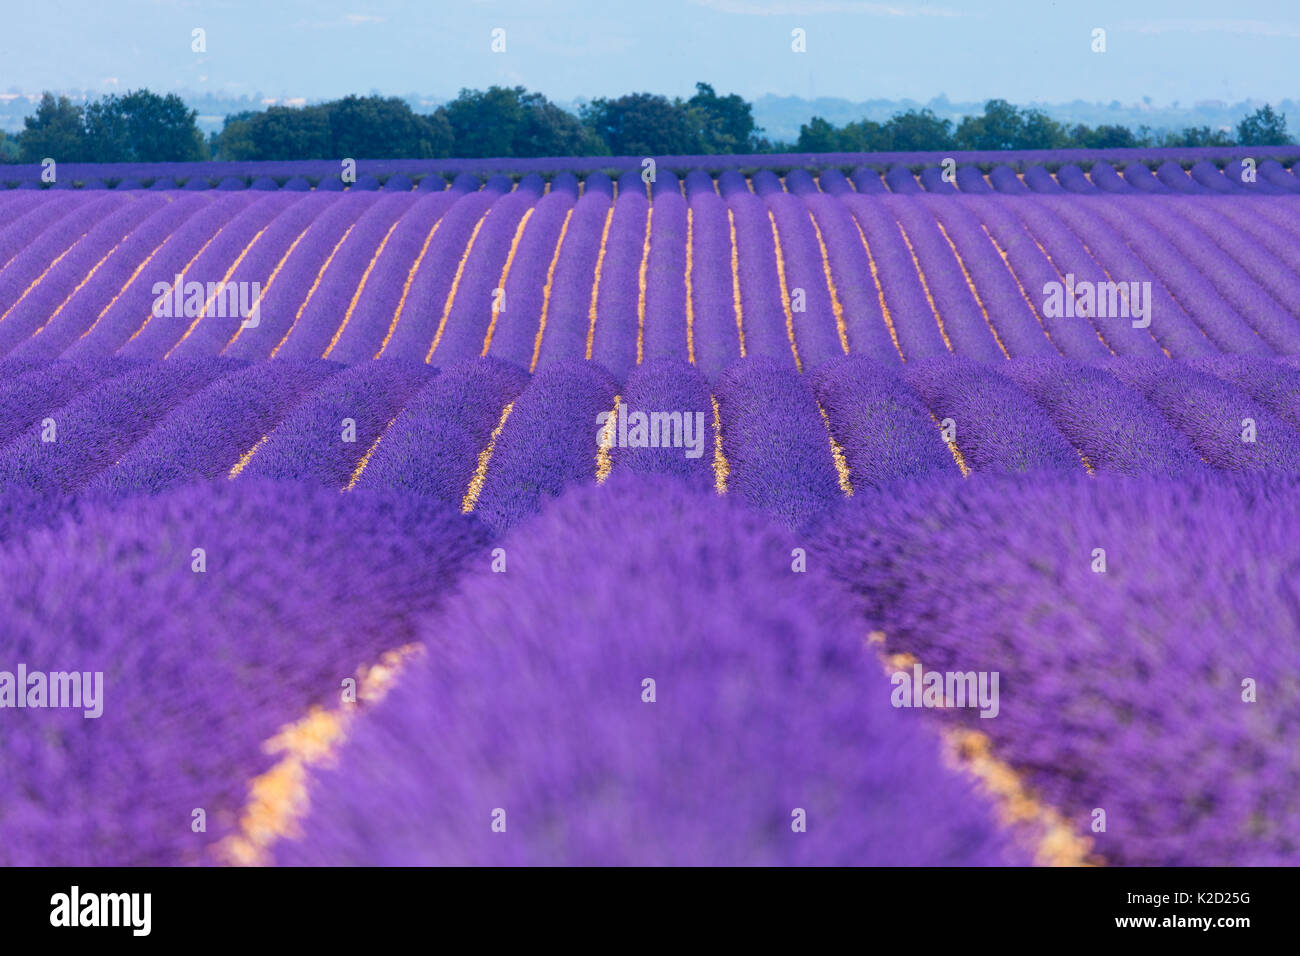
left=3, top=0, right=1297, bottom=105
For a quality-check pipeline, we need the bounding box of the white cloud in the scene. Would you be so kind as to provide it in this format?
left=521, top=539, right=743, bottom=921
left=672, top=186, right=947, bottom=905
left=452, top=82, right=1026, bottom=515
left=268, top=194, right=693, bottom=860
left=690, top=0, right=962, bottom=16
left=343, top=14, right=386, bottom=25
left=1120, top=18, right=1300, bottom=39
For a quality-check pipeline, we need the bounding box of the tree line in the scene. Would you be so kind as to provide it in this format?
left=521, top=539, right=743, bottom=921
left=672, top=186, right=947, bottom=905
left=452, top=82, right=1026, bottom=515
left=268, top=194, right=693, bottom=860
left=2, top=85, right=1292, bottom=165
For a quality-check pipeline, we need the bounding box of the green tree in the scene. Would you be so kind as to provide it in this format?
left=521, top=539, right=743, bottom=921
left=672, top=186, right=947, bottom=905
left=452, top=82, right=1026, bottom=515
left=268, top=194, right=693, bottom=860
left=882, top=108, right=954, bottom=151
left=19, top=92, right=86, bottom=162
left=1161, top=125, right=1234, bottom=148
left=954, top=99, right=1024, bottom=150
left=796, top=116, right=840, bottom=152
left=837, top=118, right=886, bottom=151
left=211, top=110, right=261, bottom=161
left=441, top=86, right=600, bottom=158
left=797, top=115, right=888, bottom=153
left=688, top=82, right=762, bottom=153
left=82, top=90, right=205, bottom=162
left=1237, top=105, right=1290, bottom=145
left=245, top=105, right=333, bottom=160
left=581, top=92, right=701, bottom=155
left=0, top=129, right=21, bottom=163
left=328, top=94, right=451, bottom=158
left=1016, top=109, right=1069, bottom=149
left=1069, top=123, right=1144, bottom=149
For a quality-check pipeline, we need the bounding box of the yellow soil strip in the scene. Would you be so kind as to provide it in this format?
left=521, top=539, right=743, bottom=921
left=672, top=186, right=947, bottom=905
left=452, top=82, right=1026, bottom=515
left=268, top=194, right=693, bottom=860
left=849, top=216, right=904, bottom=361
left=269, top=224, right=355, bottom=359
left=480, top=207, right=535, bottom=357
left=894, top=219, right=954, bottom=352
left=929, top=411, right=970, bottom=477
left=460, top=401, right=515, bottom=514
left=867, top=631, right=1102, bottom=867
left=530, top=207, right=573, bottom=373
left=30, top=237, right=123, bottom=338
left=212, top=643, right=423, bottom=866
left=165, top=226, right=270, bottom=358
left=636, top=207, right=653, bottom=365
left=0, top=239, right=82, bottom=324
left=227, top=435, right=269, bottom=479
left=727, top=208, right=747, bottom=357
left=807, top=210, right=850, bottom=354
left=978, top=224, right=1062, bottom=356
left=934, top=219, right=1010, bottom=359
left=222, top=223, right=312, bottom=353
left=321, top=219, right=401, bottom=359
left=426, top=207, right=492, bottom=363
left=344, top=416, right=397, bottom=491
left=710, top=395, right=729, bottom=494
left=818, top=403, right=853, bottom=496
left=375, top=217, right=442, bottom=358
left=766, top=209, right=802, bottom=372
left=596, top=394, right=620, bottom=483
left=583, top=205, right=616, bottom=360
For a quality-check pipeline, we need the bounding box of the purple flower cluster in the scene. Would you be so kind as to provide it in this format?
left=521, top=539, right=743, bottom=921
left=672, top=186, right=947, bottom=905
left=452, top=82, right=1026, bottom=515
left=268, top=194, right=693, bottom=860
left=276, top=476, right=1024, bottom=866
left=0, top=478, right=486, bottom=865
left=816, top=470, right=1300, bottom=865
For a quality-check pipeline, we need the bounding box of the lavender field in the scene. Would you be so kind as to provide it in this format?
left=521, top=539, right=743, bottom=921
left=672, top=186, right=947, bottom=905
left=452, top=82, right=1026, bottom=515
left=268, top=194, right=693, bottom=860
left=1, top=157, right=1297, bottom=867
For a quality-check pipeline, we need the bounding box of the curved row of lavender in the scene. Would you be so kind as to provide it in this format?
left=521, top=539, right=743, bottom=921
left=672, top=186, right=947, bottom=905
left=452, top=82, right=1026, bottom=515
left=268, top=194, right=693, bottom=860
left=4, top=148, right=1300, bottom=867
left=274, top=475, right=1026, bottom=866
left=2, top=145, right=1297, bottom=191
left=0, top=354, right=1297, bottom=534
left=815, top=471, right=1300, bottom=866
left=3, top=187, right=1300, bottom=372
left=0, top=479, right=488, bottom=865
left=1, top=353, right=1298, bottom=864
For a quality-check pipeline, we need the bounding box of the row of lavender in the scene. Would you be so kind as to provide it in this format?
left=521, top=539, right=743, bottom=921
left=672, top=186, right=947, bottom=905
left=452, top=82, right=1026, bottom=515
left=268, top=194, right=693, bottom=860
left=2, top=354, right=1296, bottom=865
left=6, top=157, right=1300, bottom=195
left=3, top=188, right=1300, bottom=373
left=3, top=355, right=1299, bottom=538
left=3, top=143, right=1297, bottom=184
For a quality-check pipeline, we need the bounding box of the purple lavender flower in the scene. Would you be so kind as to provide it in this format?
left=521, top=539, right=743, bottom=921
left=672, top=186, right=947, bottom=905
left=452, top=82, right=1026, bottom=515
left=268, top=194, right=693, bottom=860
left=471, top=358, right=617, bottom=534
left=817, top=470, right=1300, bottom=865
left=481, top=189, right=578, bottom=369
left=588, top=182, right=649, bottom=381
left=351, top=357, right=529, bottom=504
left=0, top=478, right=487, bottom=865
left=902, top=356, right=1085, bottom=475
left=1000, top=357, right=1203, bottom=476
left=276, top=475, right=1023, bottom=866
left=713, top=356, right=842, bottom=530
left=1105, top=357, right=1300, bottom=471
left=811, top=354, right=958, bottom=485
left=0, top=358, right=236, bottom=495
left=237, top=360, right=433, bottom=486
left=86, top=360, right=339, bottom=498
